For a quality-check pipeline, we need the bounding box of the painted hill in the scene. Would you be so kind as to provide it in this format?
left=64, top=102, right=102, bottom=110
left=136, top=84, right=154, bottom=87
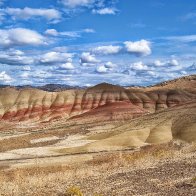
left=0, top=75, right=195, bottom=122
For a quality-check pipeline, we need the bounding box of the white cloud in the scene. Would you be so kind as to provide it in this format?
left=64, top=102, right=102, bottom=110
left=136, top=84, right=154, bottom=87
left=92, top=45, right=121, bottom=55
left=40, top=51, right=73, bottom=64
left=96, top=65, right=108, bottom=73
left=0, top=71, right=13, bottom=83
left=0, top=49, right=34, bottom=65
left=92, top=8, right=117, bottom=15
left=153, top=59, right=179, bottom=67
left=124, top=40, right=152, bottom=56
left=45, top=28, right=95, bottom=38
left=60, top=62, right=75, bottom=70
left=153, top=60, right=165, bottom=66
left=104, top=61, right=116, bottom=68
left=0, top=28, right=46, bottom=47
left=83, top=28, right=95, bottom=33
left=131, top=61, right=148, bottom=71
left=21, top=72, right=30, bottom=79
left=33, top=70, right=53, bottom=79
left=60, top=31, right=81, bottom=38
left=147, top=71, right=158, bottom=77
left=96, top=61, right=117, bottom=74
left=169, top=59, right=179, bottom=66
left=5, top=7, right=61, bottom=23
left=23, top=66, right=31, bottom=71
left=165, top=35, right=196, bottom=42
left=80, top=52, right=99, bottom=65
left=45, top=29, right=59, bottom=36
left=61, top=0, right=94, bottom=8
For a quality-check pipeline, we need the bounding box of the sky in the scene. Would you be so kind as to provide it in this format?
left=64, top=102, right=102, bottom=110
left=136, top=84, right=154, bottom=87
left=0, top=0, right=195, bottom=87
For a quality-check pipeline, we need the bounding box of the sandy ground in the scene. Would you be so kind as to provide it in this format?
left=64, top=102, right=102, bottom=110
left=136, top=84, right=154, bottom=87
left=0, top=134, right=96, bottom=160
left=0, top=142, right=195, bottom=196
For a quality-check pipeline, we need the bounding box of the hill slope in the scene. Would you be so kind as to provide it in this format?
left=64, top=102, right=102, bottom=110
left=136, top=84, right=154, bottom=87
left=0, top=75, right=195, bottom=122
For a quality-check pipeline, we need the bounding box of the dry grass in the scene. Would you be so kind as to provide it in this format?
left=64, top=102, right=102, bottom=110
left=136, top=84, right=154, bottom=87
left=87, top=143, right=175, bottom=167
left=0, top=142, right=194, bottom=196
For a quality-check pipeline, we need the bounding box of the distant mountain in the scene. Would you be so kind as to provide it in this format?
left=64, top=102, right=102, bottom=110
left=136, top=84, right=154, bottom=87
left=0, top=84, right=82, bottom=92
left=36, top=84, right=82, bottom=92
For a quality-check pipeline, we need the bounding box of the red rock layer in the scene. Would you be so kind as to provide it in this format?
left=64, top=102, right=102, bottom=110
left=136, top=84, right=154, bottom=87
left=0, top=82, right=195, bottom=122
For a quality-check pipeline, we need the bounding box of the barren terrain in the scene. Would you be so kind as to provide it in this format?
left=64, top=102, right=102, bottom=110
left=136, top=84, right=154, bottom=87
left=0, top=75, right=195, bottom=195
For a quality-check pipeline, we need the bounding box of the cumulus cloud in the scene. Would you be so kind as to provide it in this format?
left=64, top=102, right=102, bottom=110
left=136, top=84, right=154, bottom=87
left=168, top=59, right=179, bottom=66
left=20, top=72, right=30, bottom=79
left=147, top=71, right=160, bottom=78
left=59, top=62, right=75, bottom=70
left=153, top=59, right=179, bottom=67
left=130, top=61, right=148, bottom=71
left=0, top=49, right=34, bottom=65
left=92, top=45, right=121, bottom=55
left=5, top=7, right=61, bottom=23
left=80, top=52, right=99, bottom=65
left=0, top=71, right=13, bottom=83
left=0, top=28, right=46, bottom=47
left=61, top=0, right=95, bottom=8
left=96, top=65, right=108, bottom=73
left=45, top=29, right=59, bottom=36
left=92, top=8, right=117, bottom=15
left=45, top=29, right=80, bottom=38
left=60, top=0, right=119, bottom=17
left=40, top=51, right=73, bottom=64
left=124, top=40, right=152, bottom=56
left=153, top=60, right=165, bottom=66
left=104, top=61, right=116, bottom=68
left=22, top=66, right=31, bottom=71
left=96, top=61, right=117, bottom=73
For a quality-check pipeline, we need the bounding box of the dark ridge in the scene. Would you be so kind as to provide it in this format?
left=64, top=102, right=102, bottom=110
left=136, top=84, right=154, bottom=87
left=88, top=82, right=125, bottom=92
left=0, top=84, right=83, bottom=92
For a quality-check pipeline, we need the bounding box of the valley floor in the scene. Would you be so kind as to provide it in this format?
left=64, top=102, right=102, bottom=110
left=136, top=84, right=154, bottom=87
left=0, top=142, right=196, bottom=196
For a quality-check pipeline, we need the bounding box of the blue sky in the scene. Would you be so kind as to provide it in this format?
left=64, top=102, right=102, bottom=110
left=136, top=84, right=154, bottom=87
left=0, top=0, right=195, bottom=86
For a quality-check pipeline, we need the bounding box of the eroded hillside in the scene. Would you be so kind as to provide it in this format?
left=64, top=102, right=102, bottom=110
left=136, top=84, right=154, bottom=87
left=0, top=75, right=195, bottom=122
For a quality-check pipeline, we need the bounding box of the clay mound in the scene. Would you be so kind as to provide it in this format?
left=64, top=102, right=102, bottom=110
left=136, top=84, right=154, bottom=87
left=59, top=102, right=196, bottom=154
left=69, top=101, right=148, bottom=123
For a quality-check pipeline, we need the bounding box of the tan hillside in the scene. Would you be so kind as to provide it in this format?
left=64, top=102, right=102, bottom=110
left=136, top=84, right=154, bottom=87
left=0, top=75, right=195, bottom=122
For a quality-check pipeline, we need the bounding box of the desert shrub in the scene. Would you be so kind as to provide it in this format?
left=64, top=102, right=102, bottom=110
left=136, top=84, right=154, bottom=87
left=191, top=176, right=196, bottom=183
left=65, top=186, right=83, bottom=196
